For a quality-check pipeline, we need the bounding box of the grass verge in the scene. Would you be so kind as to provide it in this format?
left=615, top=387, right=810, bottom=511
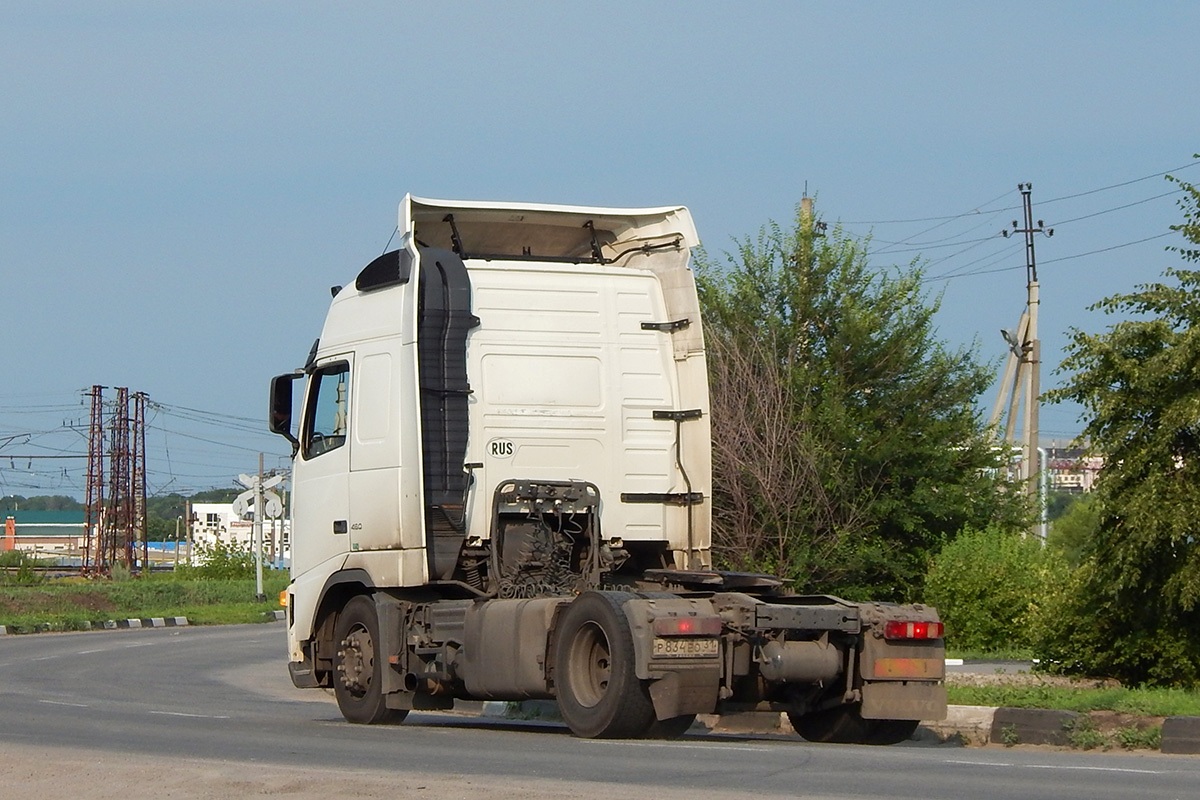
left=946, top=682, right=1200, bottom=717
left=0, top=573, right=289, bottom=632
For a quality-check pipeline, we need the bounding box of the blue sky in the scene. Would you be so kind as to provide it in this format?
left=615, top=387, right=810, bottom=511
left=2, top=3, right=1198, bottom=499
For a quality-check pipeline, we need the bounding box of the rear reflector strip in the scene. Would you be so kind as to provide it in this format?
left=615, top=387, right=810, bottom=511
left=873, top=657, right=944, bottom=679
left=883, top=620, right=944, bottom=640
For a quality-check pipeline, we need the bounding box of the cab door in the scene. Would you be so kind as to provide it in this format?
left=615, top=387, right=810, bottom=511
left=290, top=356, right=353, bottom=577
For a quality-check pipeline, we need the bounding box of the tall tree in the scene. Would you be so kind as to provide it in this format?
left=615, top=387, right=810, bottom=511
left=696, top=201, right=1026, bottom=601
left=1041, top=171, right=1200, bottom=686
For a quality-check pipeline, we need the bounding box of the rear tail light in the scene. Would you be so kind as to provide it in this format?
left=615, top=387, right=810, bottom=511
left=883, top=620, right=943, bottom=640
left=653, top=616, right=723, bottom=636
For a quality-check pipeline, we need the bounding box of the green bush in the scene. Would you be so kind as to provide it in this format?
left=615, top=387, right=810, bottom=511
left=0, top=550, right=44, bottom=585
left=174, top=539, right=259, bottom=580
left=1029, top=558, right=1200, bottom=688
left=924, top=526, right=1067, bottom=653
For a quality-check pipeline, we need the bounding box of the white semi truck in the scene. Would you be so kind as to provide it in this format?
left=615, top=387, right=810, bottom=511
left=269, top=195, right=947, bottom=742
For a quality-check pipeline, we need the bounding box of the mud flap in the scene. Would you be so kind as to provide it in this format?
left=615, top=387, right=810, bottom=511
left=647, top=668, right=721, bottom=720
left=860, top=680, right=947, bottom=721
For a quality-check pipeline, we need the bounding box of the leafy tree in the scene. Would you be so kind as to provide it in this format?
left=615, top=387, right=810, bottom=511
left=189, top=488, right=240, bottom=503
left=1046, top=490, right=1080, bottom=522
left=0, top=494, right=83, bottom=512
left=1047, top=493, right=1099, bottom=568
left=1042, top=169, right=1200, bottom=687
left=695, top=201, right=1028, bottom=600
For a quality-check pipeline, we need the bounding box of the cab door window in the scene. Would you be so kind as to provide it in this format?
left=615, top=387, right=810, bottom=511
left=304, top=362, right=350, bottom=459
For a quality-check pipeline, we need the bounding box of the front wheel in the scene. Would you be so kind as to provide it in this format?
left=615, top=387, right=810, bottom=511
left=332, top=595, right=408, bottom=725
left=788, top=703, right=918, bottom=745
left=554, top=591, right=657, bottom=738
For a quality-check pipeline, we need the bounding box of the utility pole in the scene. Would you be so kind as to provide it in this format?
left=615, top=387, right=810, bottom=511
left=235, top=458, right=282, bottom=602
left=998, top=183, right=1053, bottom=536
left=255, top=452, right=265, bottom=602
left=185, top=501, right=194, bottom=567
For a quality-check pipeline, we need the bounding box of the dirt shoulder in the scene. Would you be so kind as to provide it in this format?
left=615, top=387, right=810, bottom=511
left=0, top=742, right=788, bottom=800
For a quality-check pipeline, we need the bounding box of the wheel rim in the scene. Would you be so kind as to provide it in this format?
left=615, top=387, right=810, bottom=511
left=338, top=623, right=374, bottom=699
left=567, top=620, right=611, bottom=708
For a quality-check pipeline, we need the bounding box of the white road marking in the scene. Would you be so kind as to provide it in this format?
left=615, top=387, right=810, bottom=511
left=148, top=710, right=232, bottom=719
left=945, top=759, right=1166, bottom=775
left=1025, top=764, right=1166, bottom=775
left=39, top=700, right=89, bottom=708
left=585, top=740, right=774, bottom=753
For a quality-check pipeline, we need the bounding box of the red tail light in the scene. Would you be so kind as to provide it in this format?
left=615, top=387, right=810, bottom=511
left=883, top=620, right=944, bottom=640
left=653, top=615, right=723, bottom=636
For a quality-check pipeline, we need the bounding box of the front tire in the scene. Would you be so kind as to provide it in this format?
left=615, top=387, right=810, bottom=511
left=332, top=595, right=408, bottom=725
left=554, top=591, right=656, bottom=738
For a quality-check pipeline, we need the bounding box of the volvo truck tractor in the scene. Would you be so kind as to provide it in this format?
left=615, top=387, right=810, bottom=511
left=269, top=195, right=947, bottom=742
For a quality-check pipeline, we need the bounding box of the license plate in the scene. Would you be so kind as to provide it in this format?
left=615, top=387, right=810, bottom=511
left=652, top=637, right=720, bottom=658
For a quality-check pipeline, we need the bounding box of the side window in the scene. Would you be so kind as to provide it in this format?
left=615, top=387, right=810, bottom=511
left=304, top=362, right=350, bottom=459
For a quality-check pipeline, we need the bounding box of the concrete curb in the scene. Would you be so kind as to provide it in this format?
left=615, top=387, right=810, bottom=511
left=0, top=610, right=287, bottom=634
left=989, top=707, right=1080, bottom=746
left=1162, top=716, right=1200, bottom=754
left=921, top=705, right=996, bottom=745
left=101, top=617, right=190, bottom=630
left=0, top=617, right=189, bottom=634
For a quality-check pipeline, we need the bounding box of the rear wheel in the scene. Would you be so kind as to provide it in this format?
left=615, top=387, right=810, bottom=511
left=644, top=714, right=697, bottom=739
left=554, top=591, right=656, bottom=738
left=332, top=595, right=408, bottom=725
left=789, top=703, right=917, bottom=745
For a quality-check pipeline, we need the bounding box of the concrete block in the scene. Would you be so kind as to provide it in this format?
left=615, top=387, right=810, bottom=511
left=922, top=705, right=996, bottom=745
left=711, top=712, right=784, bottom=733
left=990, top=707, right=1080, bottom=746
left=1161, top=716, right=1200, bottom=754
left=0, top=625, right=7, bottom=635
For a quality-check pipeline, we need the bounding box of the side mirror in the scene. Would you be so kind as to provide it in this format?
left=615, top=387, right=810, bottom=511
left=269, top=373, right=302, bottom=456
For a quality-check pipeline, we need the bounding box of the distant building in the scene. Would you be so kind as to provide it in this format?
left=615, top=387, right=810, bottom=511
left=190, top=502, right=289, bottom=566
left=1045, top=446, right=1103, bottom=494
left=0, top=510, right=86, bottom=554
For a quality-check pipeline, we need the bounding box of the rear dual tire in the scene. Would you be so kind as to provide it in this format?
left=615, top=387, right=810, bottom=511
left=788, top=703, right=918, bottom=745
left=555, top=591, right=692, bottom=739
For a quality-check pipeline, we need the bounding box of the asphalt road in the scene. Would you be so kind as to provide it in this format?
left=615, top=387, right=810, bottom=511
left=0, top=624, right=1196, bottom=800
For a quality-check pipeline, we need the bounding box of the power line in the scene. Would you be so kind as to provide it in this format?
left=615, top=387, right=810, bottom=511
left=922, top=230, right=1180, bottom=283
left=1039, top=231, right=1177, bottom=266
left=843, top=160, right=1200, bottom=226
left=842, top=188, right=1017, bottom=227
left=1038, top=160, right=1200, bottom=206
left=1046, top=188, right=1182, bottom=227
